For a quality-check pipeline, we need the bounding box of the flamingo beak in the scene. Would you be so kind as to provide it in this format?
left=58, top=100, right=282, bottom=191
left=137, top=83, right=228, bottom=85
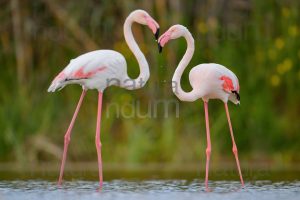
left=145, top=16, right=160, bottom=41
left=158, top=43, right=163, bottom=53
left=157, top=32, right=171, bottom=53
left=155, top=28, right=160, bottom=40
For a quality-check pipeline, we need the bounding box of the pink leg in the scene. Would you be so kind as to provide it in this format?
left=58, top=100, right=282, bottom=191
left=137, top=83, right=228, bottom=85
left=58, top=89, right=87, bottom=185
left=224, top=103, right=244, bottom=186
left=204, top=101, right=211, bottom=192
left=95, top=92, right=103, bottom=188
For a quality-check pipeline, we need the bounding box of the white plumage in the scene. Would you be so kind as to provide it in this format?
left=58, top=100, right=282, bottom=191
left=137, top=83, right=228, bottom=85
left=48, top=50, right=127, bottom=92
left=158, top=24, right=244, bottom=191
left=188, top=63, right=239, bottom=103
left=48, top=9, right=160, bottom=94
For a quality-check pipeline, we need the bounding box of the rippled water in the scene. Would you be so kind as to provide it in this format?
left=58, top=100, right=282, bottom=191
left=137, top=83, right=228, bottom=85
left=0, top=180, right=299, bottom=200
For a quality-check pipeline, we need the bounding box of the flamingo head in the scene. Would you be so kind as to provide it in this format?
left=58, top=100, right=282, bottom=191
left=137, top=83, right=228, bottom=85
left=130, top=10, right=160, bottom=40
left=158, top=25, right=188, bottom=53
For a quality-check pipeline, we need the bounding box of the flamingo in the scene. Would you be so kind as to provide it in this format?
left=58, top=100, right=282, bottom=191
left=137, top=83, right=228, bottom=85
left=47, top=10, right=159, bottom=187
left=158, top=25, right=244, bottom=191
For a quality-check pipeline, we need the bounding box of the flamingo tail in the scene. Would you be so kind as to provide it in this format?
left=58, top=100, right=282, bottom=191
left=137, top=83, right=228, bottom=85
left=47, top=80, right=66, bottom=92
left=47, top=72, right=67, bottom=92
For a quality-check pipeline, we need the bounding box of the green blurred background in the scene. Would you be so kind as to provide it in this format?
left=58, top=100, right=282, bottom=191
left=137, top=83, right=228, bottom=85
left=0, top=0, right=299, bottom=174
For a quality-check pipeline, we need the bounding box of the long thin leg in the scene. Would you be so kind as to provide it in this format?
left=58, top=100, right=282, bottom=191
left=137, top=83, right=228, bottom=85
left=58, top=89, right=87, bottom=185
left=95, top=92, right=103, bottom=188
left=204, top=101, right=211, bottom=192
left=224, top=103, right=244, bottom=186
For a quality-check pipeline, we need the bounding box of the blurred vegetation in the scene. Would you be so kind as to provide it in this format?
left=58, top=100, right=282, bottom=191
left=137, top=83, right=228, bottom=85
left=0, top=0, right=300, bottom=168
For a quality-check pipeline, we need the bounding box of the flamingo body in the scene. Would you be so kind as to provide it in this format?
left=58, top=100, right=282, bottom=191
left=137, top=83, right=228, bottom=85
left=48, top=50, right=127, bottom=92
left=188, top=63, right=239, bottom=103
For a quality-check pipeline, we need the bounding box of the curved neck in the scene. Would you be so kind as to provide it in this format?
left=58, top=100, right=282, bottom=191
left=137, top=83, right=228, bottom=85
left=122, top=16, right=150, bottom=90
left=172, top=30, right=198, bottom=102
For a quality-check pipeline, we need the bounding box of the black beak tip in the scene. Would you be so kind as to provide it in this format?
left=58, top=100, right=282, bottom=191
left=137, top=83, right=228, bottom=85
left=158, top=43, right=162, bottom=53
left=155, top=28, right=160, bottom=40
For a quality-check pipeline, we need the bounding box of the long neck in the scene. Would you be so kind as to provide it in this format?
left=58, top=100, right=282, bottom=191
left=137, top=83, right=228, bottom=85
left=121, top=16, right=150, bottom=90
left=172, top=30, right=198, bottom=102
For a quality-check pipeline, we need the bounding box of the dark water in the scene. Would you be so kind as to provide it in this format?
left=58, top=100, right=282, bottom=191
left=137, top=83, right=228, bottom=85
left=0, top=180, right=299, bottom=200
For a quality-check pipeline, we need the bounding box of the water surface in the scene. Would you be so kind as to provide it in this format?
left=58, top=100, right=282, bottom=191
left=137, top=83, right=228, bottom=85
left=0, top=180, right=299, bottom=200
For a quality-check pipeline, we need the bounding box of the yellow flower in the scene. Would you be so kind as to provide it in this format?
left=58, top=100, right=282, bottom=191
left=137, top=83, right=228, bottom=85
left=276, top=63, right=285, bottom=74
left=197, top=21, right=207, bottom=34
left=282, top=7, right=290, bottom=18
left=268, top=49, right=277, bottom=60
left=288, top=26, right=298, bottom=37
left=271, top=75, right=280, bottom=87
left=283, top=59, right=293, bottom=71
left=275, top=38, right=285, bottom=50
left=277, top=59, right=293, bottom=74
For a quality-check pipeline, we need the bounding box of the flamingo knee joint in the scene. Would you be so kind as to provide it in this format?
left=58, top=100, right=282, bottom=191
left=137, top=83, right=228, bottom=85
left=96, top=141, right=102, bottom=148
left=64, top=135, right=71, bottom=144
left=206, top=148, right=211, bottom=156
left=232, top=146, right=238, bottom=154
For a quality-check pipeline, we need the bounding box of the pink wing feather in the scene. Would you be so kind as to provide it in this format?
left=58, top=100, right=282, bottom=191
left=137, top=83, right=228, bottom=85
left=220, top=76, right=234, bottom=93
left=48, top=59, right=107, bottom=92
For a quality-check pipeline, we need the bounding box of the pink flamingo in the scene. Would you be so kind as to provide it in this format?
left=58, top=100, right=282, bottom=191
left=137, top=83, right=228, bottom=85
left=47, top=10, right=159, bottom=187
left=158, top=25, right=244, bottom=191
